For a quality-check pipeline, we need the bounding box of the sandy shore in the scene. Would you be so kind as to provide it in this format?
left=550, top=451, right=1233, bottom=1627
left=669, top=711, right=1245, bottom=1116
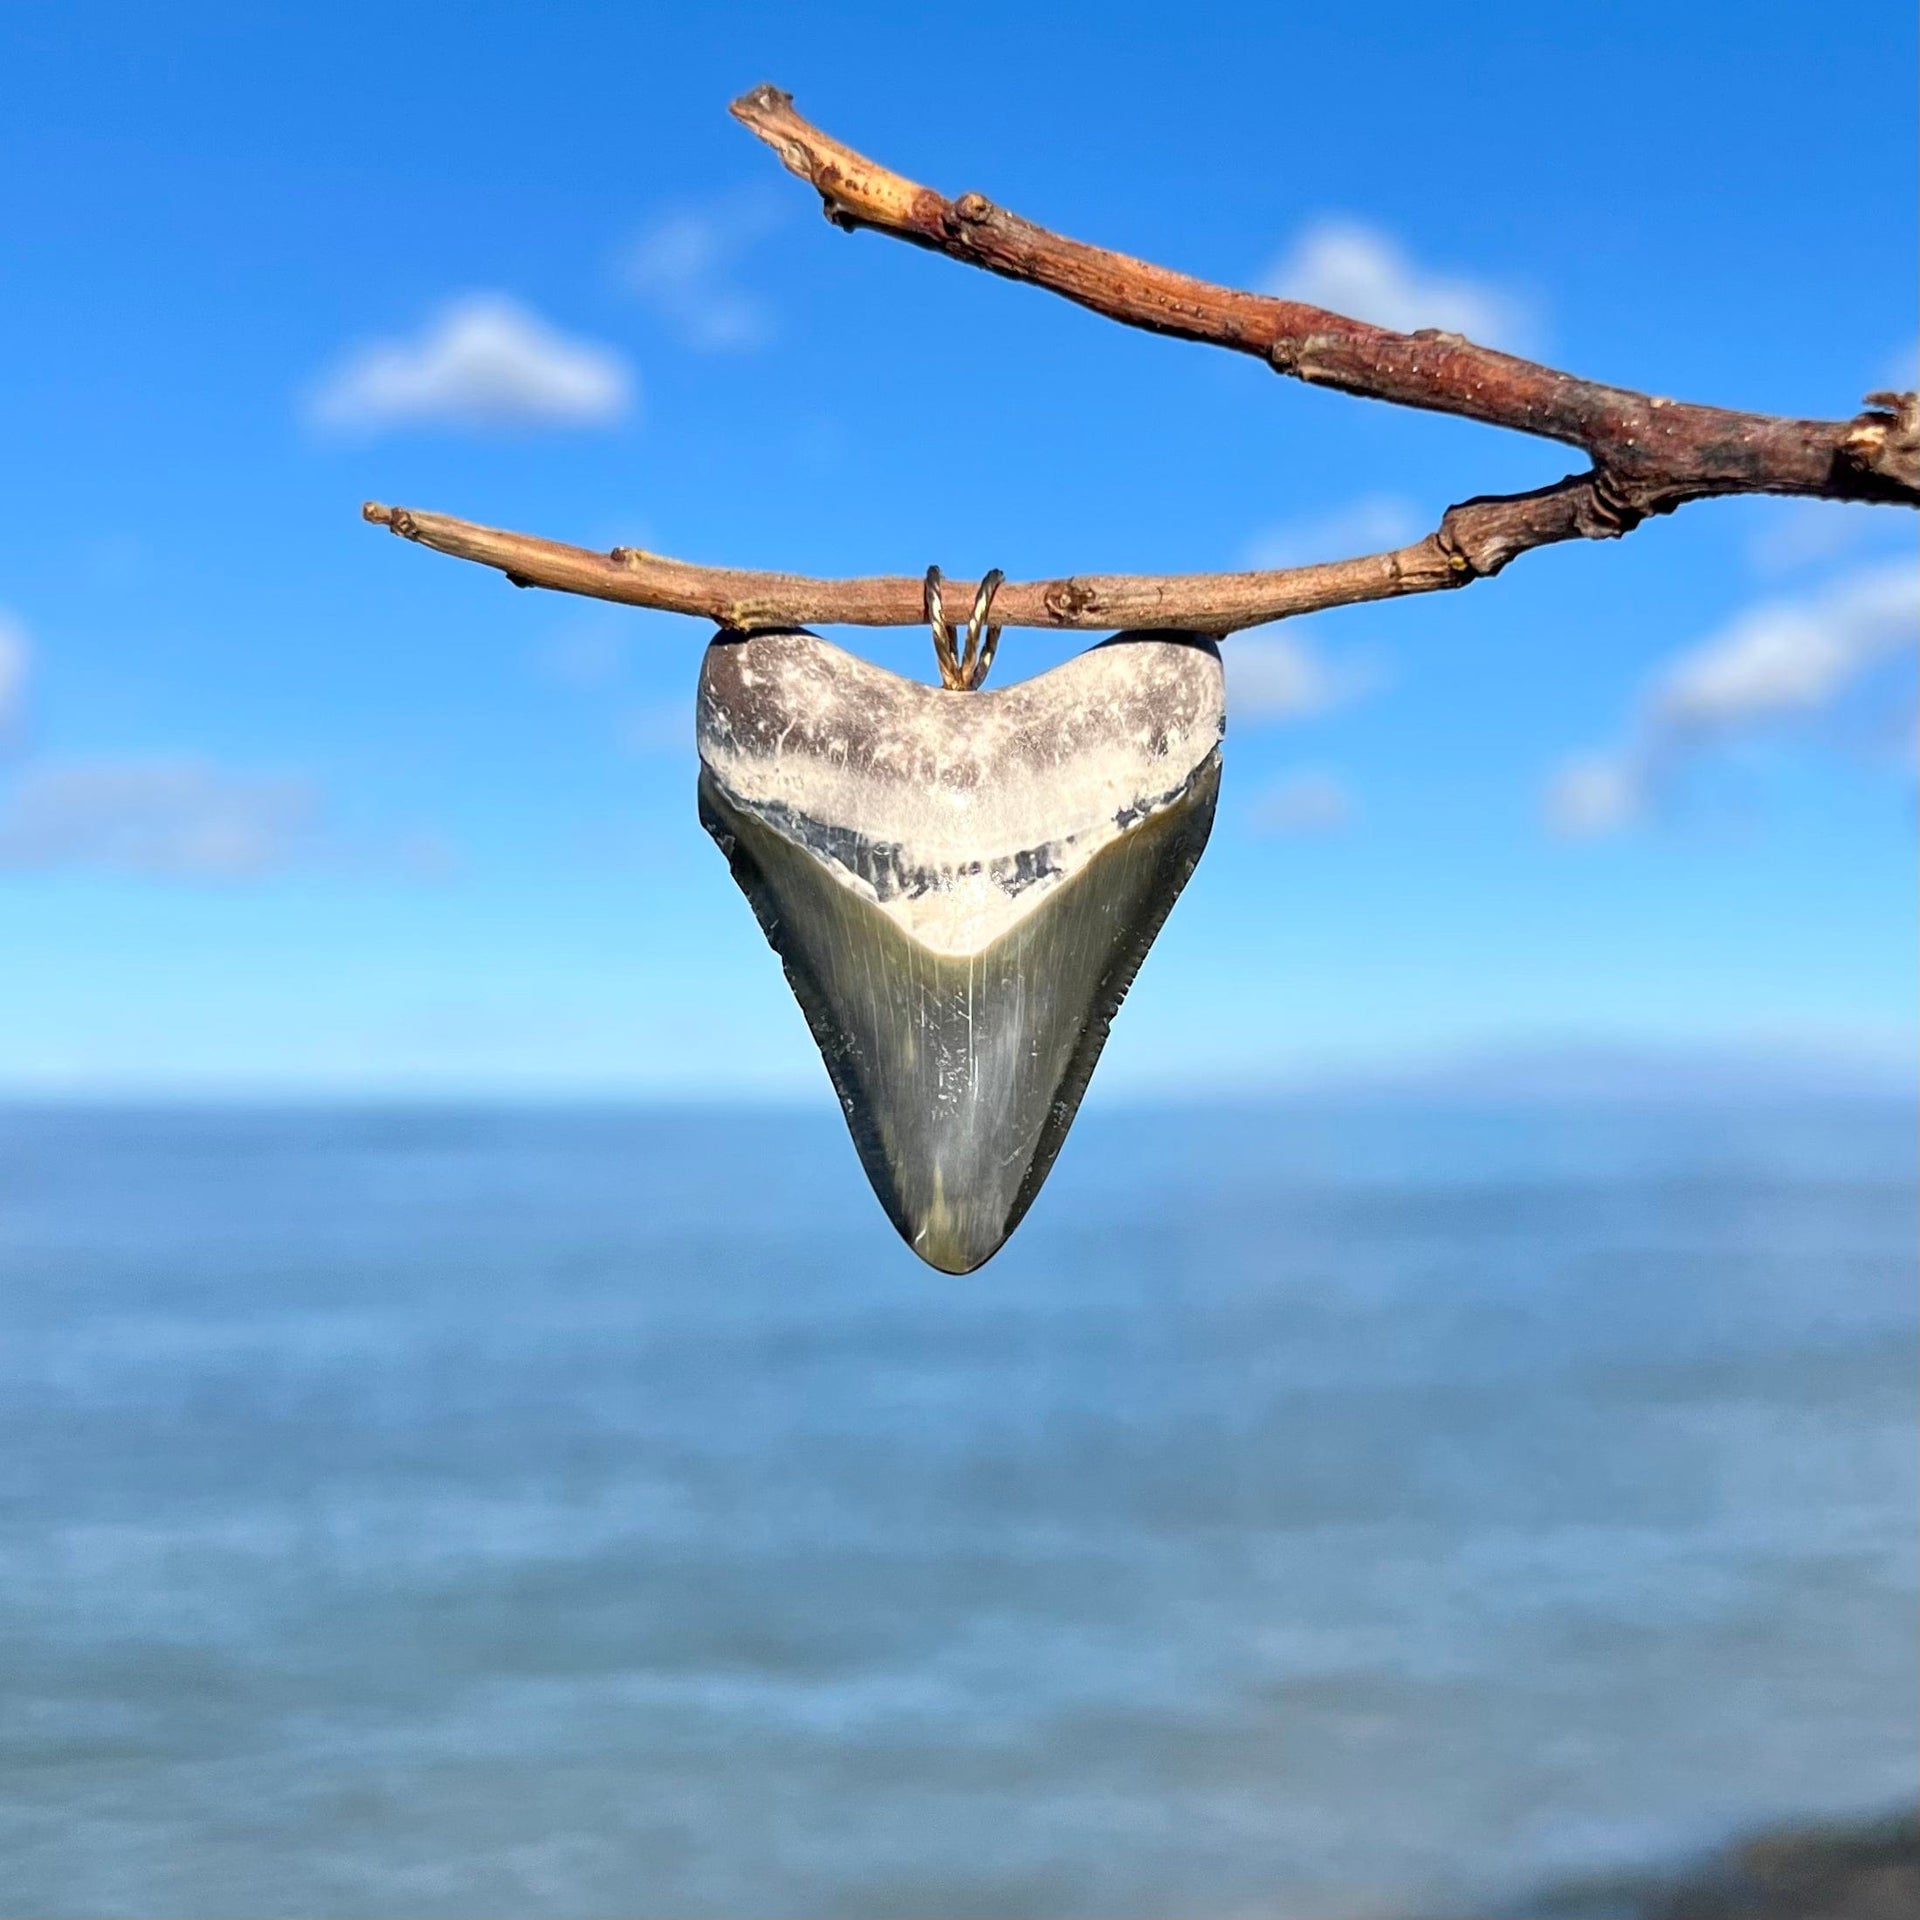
left=1518, top=1808, right=1919, bottom=1919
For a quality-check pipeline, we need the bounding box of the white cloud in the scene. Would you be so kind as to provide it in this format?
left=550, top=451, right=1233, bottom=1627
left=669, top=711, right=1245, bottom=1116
left=623, top=192, right=779, bottom=352
left=0, top=758, right=322, bottom=877
left=1547, top=560, right=1920, bottom=838
left=308, top=296, right=633, bottom=432
left=0, top=613, right=28, bottom=732
left=1263, top=218, right=1534, bottom=351
left=1249, top=771, right=1354, bottom=837
left=1544, top=752, right=1644, bottom=838
left=1651, top=562, right=1916, bottom=729
left=1225, top=627, right=1385, bottom=722
left=1242, top=494, right=1425, bottom=571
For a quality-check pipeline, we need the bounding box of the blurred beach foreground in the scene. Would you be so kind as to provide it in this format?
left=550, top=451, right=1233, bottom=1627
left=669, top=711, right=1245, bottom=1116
left=0, top=1083, right=1913, bottom=1918
left=1526, top=1807, right=1917, bottom=1918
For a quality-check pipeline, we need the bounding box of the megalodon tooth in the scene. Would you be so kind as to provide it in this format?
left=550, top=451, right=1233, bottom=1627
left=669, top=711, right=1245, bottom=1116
left=697, top=627, right=1225, bottom=1273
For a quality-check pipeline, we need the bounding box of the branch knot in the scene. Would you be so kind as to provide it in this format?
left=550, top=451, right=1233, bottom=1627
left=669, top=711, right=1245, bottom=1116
left=363, top=502, right=419, bottom=541
left=1842, top=390, right=1920, bottom=496
left=1580, top=466, right=1651, bottom=538
left=1042, top=578, right=1100, bottom=623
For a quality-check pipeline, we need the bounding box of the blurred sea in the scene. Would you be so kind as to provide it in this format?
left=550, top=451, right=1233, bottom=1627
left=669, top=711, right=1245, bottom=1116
left=0, top=1096, right=1913, bottom=1918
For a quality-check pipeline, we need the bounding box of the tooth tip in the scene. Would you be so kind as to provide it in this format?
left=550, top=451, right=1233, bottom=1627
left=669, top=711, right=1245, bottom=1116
left=903, top=1220, right=1009, bottom=1275
left=917, top=1245, right=999, bottom=1276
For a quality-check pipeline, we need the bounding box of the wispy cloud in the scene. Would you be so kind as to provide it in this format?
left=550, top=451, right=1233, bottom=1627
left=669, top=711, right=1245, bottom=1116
left=0, top=759, right=322, bottom=877
left=1747, top=499, right=1909, bottom=577
left=1225, top=626, right=1386, bottom=723
left=1543, top=754, right=1643, bottom=838
left=1249, top=770, right=1355, bottom=837
left=308, top=295, right=633, bottom=432
left=1653, top=564, right=1917, bottom=728
left=1242, top=495, right=1425, bottom=572
left=1263, top=218, right=1535, bottom=350
left=0, top=618, right=447, bottom=880
left=1546, top=560, right=1920, bottom=837
left=0, top=612, right=28, bottom=735
left=622, top=191, right=779, bottom=352
left=0, top=756, right=455, bottom=881
left=531, top=611, right=693, bottom=757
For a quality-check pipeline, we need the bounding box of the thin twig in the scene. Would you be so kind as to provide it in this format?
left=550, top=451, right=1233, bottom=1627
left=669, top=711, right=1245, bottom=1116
left=359, top=90, right=1916, bottom=637
left=364, top=473, right=1626, bottom=633
left=729, top=86, right=1920, bottom=513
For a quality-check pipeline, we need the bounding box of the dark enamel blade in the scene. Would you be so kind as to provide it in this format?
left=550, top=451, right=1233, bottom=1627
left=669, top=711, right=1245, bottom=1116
left=697, top=628, right=1224, bottom=1273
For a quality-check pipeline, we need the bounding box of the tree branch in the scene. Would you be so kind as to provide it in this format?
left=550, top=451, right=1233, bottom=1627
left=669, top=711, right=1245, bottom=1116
left=364, top=472, right=1639, bottom=634
left=730, top=86, right=1920, bottom=514
left=359, top=88, right=1916, bottom=640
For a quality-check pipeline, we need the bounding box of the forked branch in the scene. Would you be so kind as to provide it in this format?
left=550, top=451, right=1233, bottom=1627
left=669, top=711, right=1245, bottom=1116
left=363, top=88, right=1918, bottom=637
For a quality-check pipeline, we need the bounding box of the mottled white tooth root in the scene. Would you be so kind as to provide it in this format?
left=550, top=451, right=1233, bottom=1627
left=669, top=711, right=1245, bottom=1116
left=697, top=627, right=1225, bottom=1272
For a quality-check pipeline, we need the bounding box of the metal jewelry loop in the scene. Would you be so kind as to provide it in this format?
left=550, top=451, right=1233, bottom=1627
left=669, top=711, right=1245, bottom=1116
left=925, top=565, right=1006, bottom=691
left=924, top=566, right=963, bottom=689
left=960, top=569, right=1006, bottom=690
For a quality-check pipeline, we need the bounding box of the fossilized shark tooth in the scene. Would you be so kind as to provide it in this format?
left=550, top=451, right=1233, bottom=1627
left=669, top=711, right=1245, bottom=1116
left=697, top=627, right=1224, bottom=1273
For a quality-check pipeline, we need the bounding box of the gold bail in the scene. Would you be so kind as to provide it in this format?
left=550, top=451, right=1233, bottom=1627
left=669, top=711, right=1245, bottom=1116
left=923, top=565, right=1006, bottom=690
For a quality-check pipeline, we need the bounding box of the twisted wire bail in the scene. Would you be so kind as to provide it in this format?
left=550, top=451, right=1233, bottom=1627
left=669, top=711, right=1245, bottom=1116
left=924, top=566, right=965, bottom=689
left=926, top=566, right=1007, bottom=690
left=961, top=568, right=1007, bottom=690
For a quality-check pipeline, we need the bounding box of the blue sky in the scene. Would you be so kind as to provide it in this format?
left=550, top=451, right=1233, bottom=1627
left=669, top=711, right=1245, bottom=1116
left=1, top=1, right=1914, bottom=1096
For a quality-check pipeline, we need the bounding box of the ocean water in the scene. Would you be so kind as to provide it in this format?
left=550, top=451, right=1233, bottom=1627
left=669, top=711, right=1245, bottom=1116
left=0, top=1098, right=1913, bottom=1918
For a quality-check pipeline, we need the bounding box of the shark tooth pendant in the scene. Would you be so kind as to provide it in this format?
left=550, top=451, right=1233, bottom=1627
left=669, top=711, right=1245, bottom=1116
left=697, top=618, right=1224, bottom=1272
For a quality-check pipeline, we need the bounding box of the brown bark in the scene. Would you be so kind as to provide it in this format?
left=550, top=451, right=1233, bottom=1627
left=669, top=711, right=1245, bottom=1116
left=361, top=89, right=1917, bottom=638
left=729, top=87, right=1920, bottom=514
left=364, top=473, right=1625, bottom=634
